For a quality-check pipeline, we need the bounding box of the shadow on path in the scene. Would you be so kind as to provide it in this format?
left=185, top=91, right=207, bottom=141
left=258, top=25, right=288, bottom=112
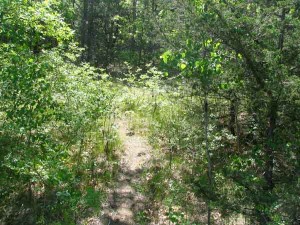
left=99, top=119, right=152, bottom=225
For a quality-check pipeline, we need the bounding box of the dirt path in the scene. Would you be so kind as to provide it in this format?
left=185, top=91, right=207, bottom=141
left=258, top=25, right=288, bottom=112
left=101, top=118, right=152, bottom=225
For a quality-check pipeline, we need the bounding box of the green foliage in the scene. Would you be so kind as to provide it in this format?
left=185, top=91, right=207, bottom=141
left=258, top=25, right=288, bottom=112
left=84, top=187, right=105, bottom=210
left=1, top=0, right=300, bottom=224
left=0, top=1, right=119, bottom=224
left=135, top=210, right=151, bottom=225
left=119, top=57, right=299, bottom=224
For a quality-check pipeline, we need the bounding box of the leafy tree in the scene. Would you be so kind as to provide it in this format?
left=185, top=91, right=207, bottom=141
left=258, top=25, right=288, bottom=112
left=0, top=1, right=118, bottom=224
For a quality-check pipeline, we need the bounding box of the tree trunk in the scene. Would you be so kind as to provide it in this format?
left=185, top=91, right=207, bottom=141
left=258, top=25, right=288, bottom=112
left=81, top=0, right=88, bottom=48
left=264, top=98, right=277, bottom=190
left=263, top=7, right=286, bottom=192
left=229, top=97, right=236, bottom=136
left=204, top=92, right=213, bottom=225
left=87, top=0, right=95, bottom=62
left=131, top=0, right=137, bottom=54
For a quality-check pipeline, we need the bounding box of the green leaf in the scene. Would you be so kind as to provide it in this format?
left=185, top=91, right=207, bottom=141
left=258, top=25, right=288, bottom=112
left=195, top=61, right=201, bottom=68
left=160, top=50, right=172, bottom=64
left=186, top=39, right=192, bottom=47
left=220, top=83, right=229, bottom=89
left=180, top=63, right=187, bottom=70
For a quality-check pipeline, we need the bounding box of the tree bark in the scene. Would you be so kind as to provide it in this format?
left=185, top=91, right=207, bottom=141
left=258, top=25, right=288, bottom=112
left=204, top=92, right=212, bottom=225
left=264, top=98, right=277, bottom=190
left=81, top=0, right=88, bottom=48
left=131, top=0, right=137, bottom=53
left=229, top=97, right=236, bottom=136
left=87, top=0, right=95, bottom=62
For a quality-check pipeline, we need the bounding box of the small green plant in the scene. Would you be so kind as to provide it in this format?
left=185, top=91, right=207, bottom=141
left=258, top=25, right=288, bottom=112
left=135, top=210, right=151, bottom=225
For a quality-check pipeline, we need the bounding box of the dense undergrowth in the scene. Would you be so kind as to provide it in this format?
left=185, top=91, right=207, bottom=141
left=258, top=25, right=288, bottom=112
left=117, top=65, right=299, bottom=225
left=1, top=0, right=300, bottom=225
left=0, top=1, right=121, bottom=224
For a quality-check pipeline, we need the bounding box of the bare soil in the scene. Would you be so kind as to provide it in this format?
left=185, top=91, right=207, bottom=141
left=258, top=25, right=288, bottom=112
left=86, top=118, right=152, bottom=225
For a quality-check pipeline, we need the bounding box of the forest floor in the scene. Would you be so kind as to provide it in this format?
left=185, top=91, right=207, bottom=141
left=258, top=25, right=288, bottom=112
left=93, top=117, right=152, bottom=225
left=85, top=116, right=246, bottom=225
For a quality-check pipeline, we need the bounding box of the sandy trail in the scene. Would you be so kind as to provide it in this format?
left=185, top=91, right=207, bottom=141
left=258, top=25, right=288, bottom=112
left=101, top=118, right=151, bottom=225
